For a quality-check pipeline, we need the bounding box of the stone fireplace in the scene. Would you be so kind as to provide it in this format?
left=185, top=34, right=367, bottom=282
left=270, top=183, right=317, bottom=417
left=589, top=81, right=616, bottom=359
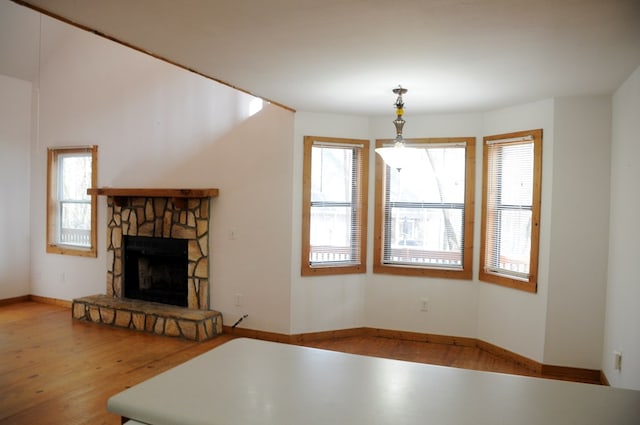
left=72, top=188, right=222, bottom=341
left=106, top=193, right=212, bottom=309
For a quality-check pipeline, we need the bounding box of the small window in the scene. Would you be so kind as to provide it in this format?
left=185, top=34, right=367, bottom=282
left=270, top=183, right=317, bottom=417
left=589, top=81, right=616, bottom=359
left=46, top=146, right=98, bottom=257
left=374, top=138, right=475, bottom=279
left=479, top=129, right=542, bottom=292
left=301, top=136, right=369, bottom=275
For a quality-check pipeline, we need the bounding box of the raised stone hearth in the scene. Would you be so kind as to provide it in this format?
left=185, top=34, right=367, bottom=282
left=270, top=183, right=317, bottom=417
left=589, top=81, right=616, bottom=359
left=73, top=295, right=222, bottom=341
left=72, top=188, right=222, bottom=341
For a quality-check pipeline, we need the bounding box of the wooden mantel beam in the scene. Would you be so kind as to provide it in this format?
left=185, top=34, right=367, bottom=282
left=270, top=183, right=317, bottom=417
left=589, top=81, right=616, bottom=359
left=87, top=188, right=219, bottom=198
left=87, top=188, right=219, bottom=208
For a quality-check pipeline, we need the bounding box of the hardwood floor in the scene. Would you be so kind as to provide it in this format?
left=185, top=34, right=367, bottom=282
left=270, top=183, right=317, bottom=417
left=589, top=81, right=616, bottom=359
left=301, top=335, right=540, bottom=377
left=1, top=302, right=233, bottom=424
left=1, top=301, right=598, bottom=424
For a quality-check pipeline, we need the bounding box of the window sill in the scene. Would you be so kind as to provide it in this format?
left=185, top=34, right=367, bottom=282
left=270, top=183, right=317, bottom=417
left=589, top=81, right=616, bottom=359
left=374, top=264, right=472, bottom=280
left=479, top=271, right=537, bottom=293
left=47, top=244, right=97, bottom=258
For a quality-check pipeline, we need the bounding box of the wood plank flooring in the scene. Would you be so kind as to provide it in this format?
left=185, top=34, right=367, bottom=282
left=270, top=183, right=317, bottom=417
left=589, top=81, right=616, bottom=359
left=1, top=302, right=233, bottom=424
left=0, top=301, right=597, bottom=424
left=301, top=335, right=540, bottom=376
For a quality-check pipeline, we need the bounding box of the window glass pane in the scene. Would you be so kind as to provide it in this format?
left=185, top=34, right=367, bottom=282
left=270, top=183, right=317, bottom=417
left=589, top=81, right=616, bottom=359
left=60, top=202, right=91, bottom=247
left=309, top=206, right=356, bottom=263
left=386, top=207, right=463, bottom=266
left=384, top=146, right=466, bottom=268
left=61, top=202, right=91, bottom=229
left=485, top=141, right=533, bottom=276
left=60, top=154, right=92, bottom=201
left=492, top=209, right=531, bottom=274
left=389, top=147, right=465, bottom=204
left=498, top=144, right=533, bottom=206
left=311, top=146, right=353, bottom=203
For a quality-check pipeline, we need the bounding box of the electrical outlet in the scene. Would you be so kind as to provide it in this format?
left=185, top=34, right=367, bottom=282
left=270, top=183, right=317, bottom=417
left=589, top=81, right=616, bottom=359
left=234, top=293, right=243, bottom=307
left=614, top=351, right=622, bottom=371
left=420, top=297, right=429, bottom=312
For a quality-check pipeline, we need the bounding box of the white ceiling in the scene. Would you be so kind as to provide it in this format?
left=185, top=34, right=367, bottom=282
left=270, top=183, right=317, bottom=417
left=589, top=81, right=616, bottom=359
left=3, top=0, right=640, bottom=115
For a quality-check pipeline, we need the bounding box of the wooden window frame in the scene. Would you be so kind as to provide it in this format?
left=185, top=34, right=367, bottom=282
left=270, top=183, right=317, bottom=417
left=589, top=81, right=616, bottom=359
left=301, top=136, right=369, bottom=276
left=373, top=137, right=476, bottom=279
left=479, top=129, right=542, bottom=292
left=46, top=146, right=98, bottom=257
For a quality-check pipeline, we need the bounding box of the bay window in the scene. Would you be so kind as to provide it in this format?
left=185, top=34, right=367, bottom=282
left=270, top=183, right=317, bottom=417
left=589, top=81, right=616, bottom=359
left=374, top=138, right=475, bottom=279
left=479, top=129, right=542, bottom=292
left=301, top=136, right=369, bottom=275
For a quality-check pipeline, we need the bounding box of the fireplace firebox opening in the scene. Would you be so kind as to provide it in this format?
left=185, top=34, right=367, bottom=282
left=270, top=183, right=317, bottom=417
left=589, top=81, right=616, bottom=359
left=123, top=235, right=188, bottom=307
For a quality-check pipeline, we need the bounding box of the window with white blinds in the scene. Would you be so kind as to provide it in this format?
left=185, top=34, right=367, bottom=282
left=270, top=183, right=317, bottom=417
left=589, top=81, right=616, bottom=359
left=374, top=138, right=475, bottom=279
left=301, top=136, right=369, bottom=276
left=480, top=129, right=542, bottom=292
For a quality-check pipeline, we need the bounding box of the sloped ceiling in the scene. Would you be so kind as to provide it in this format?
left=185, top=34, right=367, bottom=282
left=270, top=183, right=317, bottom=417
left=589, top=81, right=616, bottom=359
left=4, top=0, right=640, bottom=115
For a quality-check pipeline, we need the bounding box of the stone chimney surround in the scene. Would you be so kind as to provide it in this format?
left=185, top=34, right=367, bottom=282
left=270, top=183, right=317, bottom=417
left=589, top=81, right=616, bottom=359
left=72, top=188, right=222, bottom=341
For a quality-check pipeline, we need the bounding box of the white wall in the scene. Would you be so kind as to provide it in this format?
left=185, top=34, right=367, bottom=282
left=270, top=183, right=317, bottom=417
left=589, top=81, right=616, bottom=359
left=365, top=112, right=483, bottom=338
left=27, top=15, right=295, bottom=333
left=291, top=111, right=484, bottom=337
left=291, top=112, right=371, bottom=333
left=0, top=74, right=32, bottom=299
left=477, top=99, right=554, bottom=362
left=603, top=64, right=640, bottom=390
left=295, top=100, right=613, bottom=370
left=544, top=96, right=611, bottom=369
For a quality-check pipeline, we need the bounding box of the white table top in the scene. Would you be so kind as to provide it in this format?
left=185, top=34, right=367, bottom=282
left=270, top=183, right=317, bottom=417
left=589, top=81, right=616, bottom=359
left=108, top=338, right=640, bottom=425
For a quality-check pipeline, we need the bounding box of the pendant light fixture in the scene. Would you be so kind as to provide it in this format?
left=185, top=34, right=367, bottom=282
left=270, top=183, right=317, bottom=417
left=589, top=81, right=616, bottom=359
left=375, top=85, right=415, bottom=171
